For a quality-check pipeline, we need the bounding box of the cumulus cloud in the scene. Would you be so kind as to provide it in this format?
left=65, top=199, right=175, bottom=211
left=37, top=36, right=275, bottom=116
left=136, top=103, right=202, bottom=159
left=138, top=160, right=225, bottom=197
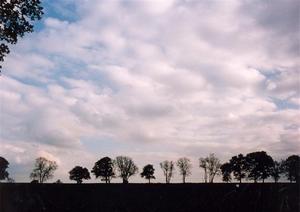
left=0, top=0, right=299, bottom=182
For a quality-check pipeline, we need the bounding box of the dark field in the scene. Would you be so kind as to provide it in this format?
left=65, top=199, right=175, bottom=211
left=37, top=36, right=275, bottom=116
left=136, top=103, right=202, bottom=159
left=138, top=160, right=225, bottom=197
left=0, top=183, right=299, bottom=212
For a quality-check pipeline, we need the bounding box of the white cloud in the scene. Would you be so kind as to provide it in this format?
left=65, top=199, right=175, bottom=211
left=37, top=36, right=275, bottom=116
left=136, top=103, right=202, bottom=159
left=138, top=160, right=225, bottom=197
left=0, top=0, right=299, bottom=182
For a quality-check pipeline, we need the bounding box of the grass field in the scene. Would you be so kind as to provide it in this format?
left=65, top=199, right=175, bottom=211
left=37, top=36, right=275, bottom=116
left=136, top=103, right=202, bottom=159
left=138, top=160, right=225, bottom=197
left=0, top=183, right=299, bottom=212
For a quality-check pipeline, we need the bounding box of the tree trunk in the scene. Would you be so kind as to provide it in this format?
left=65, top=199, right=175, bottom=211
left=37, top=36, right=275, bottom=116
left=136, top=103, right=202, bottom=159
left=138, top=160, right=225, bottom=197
left=183, top=175, right=185, bottom=183
left=148, top=178, right=150, bottom=184
left=39, top=172, right=43, bottom=183
left=210, top=171, right=217, bottom=183
left=210, top=174, right=214, bottom=183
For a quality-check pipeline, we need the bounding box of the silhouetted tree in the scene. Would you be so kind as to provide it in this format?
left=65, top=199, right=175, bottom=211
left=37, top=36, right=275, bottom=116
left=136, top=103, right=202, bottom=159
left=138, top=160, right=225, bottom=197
left=7, top=177, right=15, bottom=183
left=245, top=151, right=274, bottom=183
left=199, top=157, right=208, bottom=183
left=0, top=156, right=9, bottom=181
left=160, top=160, right=175, bottom=183
left=141, top=164, right=155, bottom=183
left=199, top=154, right=221, bottom=183
left=207, top=154, right=221, bottom=183
left=281, top=155, right=300, bottom=183
left=69, top=166, right=91, bottom=184
left=92, top=157, right=115, bottom=183
left=176, top=157, right=192, bottom=183
left=30, top=157, right=58, bottom=183
left=0, top=0, right=43, bottom=70
left=115, top=156, right=138, bottom=184
left=220, top=162, right=232, bottom=183
left=270, top=160, right=282, bottom=183
left=229, top=154, right=247, bottom=183
left=54, top=179, right=62, bottom=184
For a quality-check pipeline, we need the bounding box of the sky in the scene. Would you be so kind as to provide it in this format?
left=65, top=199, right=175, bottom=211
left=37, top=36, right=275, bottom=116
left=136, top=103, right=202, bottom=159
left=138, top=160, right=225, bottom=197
left=0, top=0, right=299, bottom=183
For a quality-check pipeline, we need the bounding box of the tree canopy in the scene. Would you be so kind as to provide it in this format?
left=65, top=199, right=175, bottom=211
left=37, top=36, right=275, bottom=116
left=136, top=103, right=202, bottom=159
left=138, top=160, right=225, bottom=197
left=281, top=155, right=300, bottom=183
left=0, top=0, right=43, bottom=70
left=140, top=164, right=155, bottom=183
left=1, top=152, right=299, bottom=184
left=160, top=160, right=175, bottom=184
left=115, top=156, right=138, bottom=184
left=69, top=166, right=90, bottom=184
left=245, top=151, right=274, bottom=183
left=270, top=160, right=282, bottom=183
left=30, top=157, right=58, bottom=183
left=91, top=157, right=115, bottom=183
left=220, top=162, right=232, bottom=183
left=0, top=156, right=9, bottom=181
left=199, top=157, right=208, bottom=183
left=199, top=154, right=221, bottom=183
left=176, top=157, right=192, bottom=183
left=229, top=154, right=247, bottom=183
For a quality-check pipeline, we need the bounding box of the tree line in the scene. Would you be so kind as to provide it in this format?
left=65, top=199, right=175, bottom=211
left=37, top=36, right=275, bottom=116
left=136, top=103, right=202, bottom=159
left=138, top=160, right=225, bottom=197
left=0, top=151, right=299, bottom=184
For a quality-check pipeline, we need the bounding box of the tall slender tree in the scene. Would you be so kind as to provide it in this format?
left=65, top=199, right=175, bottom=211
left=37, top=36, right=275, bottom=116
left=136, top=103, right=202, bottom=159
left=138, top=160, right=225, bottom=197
left=199, top=157, right=208, bottom=183
left=176, top=157, right=192, bottom=183
left=160, top=160, right=175, bottom=183
left=207, top=154, right=221, bottom=183
left=199, top=154, right=221, bottom=183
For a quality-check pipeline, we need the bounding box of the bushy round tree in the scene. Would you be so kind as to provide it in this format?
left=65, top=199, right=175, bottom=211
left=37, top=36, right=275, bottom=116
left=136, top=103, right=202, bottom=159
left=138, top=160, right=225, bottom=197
left=141, top=164, right=155, bottom=183
left=92, top=157, right=115, bottom=183
left=245, top=151, right=274, bottom=183
left=69, top=166, right=90, bottom=184
left=282, top=155, right=300, bottom=183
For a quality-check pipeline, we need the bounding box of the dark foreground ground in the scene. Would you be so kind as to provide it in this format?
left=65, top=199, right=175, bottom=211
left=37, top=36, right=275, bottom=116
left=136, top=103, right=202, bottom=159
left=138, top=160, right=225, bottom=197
left=0, top=183, right=299, bottom=212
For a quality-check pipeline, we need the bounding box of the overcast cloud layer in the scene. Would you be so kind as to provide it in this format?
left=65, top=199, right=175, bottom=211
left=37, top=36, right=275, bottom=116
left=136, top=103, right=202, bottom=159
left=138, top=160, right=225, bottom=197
left=0, top=0, right=299, bottom=183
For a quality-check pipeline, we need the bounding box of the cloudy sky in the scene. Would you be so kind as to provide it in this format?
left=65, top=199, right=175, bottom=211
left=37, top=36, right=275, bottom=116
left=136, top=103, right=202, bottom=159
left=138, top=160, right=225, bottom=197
left=0, top=0, right=299, bottom=183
